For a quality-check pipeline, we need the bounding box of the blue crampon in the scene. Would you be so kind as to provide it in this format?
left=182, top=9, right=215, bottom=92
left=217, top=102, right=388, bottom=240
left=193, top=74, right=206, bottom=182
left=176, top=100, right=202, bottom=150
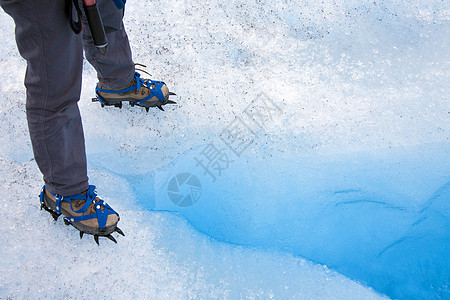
left=93, top=72, right=176, bottom=111
left=39, top=185, right=124, bottom=244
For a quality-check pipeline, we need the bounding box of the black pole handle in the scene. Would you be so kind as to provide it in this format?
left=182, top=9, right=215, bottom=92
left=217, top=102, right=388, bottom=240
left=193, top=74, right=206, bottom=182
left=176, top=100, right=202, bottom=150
left=83, top=0, right=108, bottom=55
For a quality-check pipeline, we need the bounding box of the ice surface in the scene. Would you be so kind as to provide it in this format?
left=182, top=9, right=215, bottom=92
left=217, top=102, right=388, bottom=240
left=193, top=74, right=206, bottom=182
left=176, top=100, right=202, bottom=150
left=1, top=0, right=449, bottom=299
left=138, top=142, right=449, bottom=299
left=0, top=157, right=385, bottom=299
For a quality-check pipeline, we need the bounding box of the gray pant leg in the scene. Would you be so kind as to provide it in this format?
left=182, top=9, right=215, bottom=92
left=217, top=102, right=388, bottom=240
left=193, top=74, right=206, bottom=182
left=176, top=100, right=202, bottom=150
left=81, top=0, right=135, bottom=89
left=1, top=0, right=89, bottom=196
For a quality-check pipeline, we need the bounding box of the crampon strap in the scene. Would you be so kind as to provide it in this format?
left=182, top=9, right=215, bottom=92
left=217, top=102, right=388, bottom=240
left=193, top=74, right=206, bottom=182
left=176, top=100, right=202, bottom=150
left=40, top=185, right=118, bottom=229
left=95, top=72, right=166, bottom=103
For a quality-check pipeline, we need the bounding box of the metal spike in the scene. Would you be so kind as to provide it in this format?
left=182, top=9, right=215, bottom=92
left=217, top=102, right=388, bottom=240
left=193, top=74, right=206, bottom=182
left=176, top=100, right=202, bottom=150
left=157, top=105, right=164, bottom=111
left=94, top=235, right=99, bottom=245
left=168, top=92, right=177, bottom=96
left=51, top=212, right=60, bottom=221
left=106, top=234, right=117, bottom=243
left=145, top=107, right=149, bottom=113
left=115, top=227, right=125, bottom=236
left=115, top=102, right=122, bottom=109
left=64, top=218, right=70, bottom=225
left=101, top=104, right=105, bottom=108
left=79, top=231, right=84, bottom=239
left=166, top=100, right=177, bottom=105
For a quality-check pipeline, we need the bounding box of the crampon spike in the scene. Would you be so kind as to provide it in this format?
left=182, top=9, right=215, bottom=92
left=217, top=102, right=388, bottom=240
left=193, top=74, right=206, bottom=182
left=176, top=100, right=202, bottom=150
left=106, top=234, right=117, bottom=243
left=94, top=235, right=99, bottom=245
left=51, top=211, right=60, bottom=221
left=80, top=231, right=84, bottom=239
left=168, top=92, right=177, bottom=96
left=114, top=102, right=122, bottom=109
left=115, top=227, right=125, bottom=236
left=41, top=204, right=61, bottom=221
left=166, top=100, right=177, bottom=105
left=157, top=105, right=164, bottom=111
left=145, top=107, right=149, bottom=113
left=101, top=104, right=105, bottom=108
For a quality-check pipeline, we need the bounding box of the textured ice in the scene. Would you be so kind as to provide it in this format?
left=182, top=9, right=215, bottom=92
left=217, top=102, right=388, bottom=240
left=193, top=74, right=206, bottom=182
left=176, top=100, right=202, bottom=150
left=1, top=0, right=449, bottom=299
left=0, top=157, right=385, bottom=299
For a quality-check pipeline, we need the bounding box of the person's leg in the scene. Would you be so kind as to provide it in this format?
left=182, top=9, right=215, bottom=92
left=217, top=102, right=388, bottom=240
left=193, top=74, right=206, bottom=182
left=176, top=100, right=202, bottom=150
left=1, top=0, right=89, bottom=196
left=80, top=0, right=175, bottom=111
left=80, top=0, right=135, bottom=89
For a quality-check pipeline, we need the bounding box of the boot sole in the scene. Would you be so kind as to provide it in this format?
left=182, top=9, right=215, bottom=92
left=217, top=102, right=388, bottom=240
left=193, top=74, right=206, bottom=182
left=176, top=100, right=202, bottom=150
left=92, top=92, right=176, bottom=111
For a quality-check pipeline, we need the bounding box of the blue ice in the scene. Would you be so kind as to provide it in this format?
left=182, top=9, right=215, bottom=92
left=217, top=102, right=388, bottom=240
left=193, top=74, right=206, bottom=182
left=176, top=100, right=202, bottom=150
left=126, top=142, right=450, bottom=299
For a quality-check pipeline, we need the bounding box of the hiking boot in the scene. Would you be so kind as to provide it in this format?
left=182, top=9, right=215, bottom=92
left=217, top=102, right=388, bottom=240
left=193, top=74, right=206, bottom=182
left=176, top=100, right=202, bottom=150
left=93, top=71, right=176, bottom=112
left=39, top=185, right=124, bottom=244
